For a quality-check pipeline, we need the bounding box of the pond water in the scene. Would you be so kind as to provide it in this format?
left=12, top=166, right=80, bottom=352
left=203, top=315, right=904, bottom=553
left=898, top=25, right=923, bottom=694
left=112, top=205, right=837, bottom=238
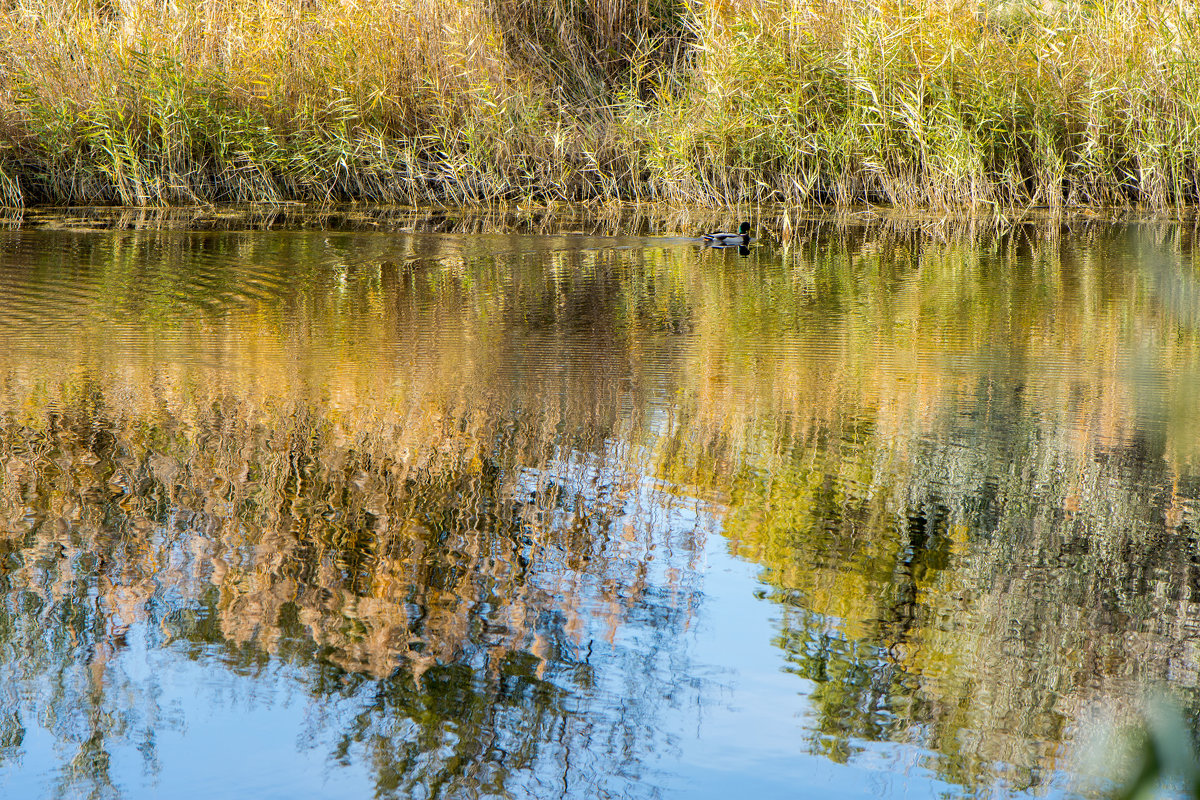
left=0, top=209, right=1198, bottom=799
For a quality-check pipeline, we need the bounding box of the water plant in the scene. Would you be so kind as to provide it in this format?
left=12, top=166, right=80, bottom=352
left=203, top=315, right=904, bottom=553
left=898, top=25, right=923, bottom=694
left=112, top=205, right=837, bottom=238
left=0, top=0, right=1198, bottom=208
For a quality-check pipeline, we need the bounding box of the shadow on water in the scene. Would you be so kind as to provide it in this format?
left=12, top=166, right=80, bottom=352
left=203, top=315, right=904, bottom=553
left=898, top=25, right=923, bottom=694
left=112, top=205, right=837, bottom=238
left=1, top=211, right=1200, bottom=797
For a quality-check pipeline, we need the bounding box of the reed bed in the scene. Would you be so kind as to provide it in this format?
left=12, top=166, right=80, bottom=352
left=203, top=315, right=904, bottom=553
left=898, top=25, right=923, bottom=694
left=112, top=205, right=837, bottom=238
left=0, top=0, right=1198, bottom=208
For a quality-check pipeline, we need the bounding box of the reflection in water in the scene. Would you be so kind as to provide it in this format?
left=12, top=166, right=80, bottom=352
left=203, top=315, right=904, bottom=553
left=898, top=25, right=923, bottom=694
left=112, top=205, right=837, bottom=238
left=0, top=215, right=1199, bottom=798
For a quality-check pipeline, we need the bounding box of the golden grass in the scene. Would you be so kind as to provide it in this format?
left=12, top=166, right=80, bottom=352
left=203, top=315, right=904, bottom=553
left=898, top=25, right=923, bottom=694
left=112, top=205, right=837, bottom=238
left=0, top=1, right=1198, bottom=205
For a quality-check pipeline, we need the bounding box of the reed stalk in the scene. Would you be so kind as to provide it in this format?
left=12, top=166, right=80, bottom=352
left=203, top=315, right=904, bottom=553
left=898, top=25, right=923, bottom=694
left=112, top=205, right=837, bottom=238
left=0, top=0, right=1197, bottom=208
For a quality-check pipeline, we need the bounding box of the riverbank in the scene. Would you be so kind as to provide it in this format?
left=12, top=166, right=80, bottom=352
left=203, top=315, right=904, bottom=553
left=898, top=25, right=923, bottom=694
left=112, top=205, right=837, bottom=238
left=1, top=0, right=1197, bottom=209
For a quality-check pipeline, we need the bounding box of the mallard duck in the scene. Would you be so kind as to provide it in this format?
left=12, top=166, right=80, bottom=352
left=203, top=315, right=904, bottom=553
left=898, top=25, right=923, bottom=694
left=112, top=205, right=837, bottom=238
left=702, top=222, right=752, bottom=246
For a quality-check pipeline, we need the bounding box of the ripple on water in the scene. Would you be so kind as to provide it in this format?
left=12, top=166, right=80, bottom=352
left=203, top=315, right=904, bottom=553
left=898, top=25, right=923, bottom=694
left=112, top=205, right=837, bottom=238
left=0, top=218, right=1197, bottom=799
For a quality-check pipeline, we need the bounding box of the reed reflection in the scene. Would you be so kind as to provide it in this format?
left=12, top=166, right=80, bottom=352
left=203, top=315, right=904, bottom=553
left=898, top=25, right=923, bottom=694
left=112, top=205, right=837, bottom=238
left=0, top=379, right=713, bottom=798
left=0, top=222, right=716, bottom=799
left=701, top=222, right=1200, bottom=793
left=0, top=217, right=1199, bottom=797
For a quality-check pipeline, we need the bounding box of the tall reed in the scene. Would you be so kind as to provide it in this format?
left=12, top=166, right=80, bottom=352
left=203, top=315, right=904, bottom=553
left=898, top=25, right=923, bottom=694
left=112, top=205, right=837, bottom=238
left=1, top=0, right=1198, bottom=208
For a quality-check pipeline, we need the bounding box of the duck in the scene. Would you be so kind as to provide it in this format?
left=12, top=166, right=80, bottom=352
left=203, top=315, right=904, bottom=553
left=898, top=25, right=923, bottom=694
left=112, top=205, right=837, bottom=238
left=702, top=221, right=752, bottom=247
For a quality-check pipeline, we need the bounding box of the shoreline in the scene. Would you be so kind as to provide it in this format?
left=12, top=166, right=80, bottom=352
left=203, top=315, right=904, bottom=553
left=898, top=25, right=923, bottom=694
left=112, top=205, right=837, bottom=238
left=0, top=203, right=1193, bottom=236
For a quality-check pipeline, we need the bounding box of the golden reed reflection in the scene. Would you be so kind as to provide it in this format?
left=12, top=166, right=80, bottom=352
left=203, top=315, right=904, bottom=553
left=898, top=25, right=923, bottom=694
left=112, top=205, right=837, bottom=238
left=0, top=214, right=1199, bottom=796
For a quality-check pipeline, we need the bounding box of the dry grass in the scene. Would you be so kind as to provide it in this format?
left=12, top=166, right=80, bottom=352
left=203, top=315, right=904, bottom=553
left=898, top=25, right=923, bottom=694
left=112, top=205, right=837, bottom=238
left=650, top=0, right=1200, bottom=208
left=0, top=0, right=1198, bottom=208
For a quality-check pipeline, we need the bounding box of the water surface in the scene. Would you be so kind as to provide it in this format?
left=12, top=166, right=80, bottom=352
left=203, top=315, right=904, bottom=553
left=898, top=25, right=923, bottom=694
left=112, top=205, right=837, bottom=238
left=0, top=210, right=1198, bottom=799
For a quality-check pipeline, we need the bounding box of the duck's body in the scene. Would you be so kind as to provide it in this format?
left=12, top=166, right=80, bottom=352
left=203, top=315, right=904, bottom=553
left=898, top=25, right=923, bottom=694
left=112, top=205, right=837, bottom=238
left=702, top=222, right=752, bottom=247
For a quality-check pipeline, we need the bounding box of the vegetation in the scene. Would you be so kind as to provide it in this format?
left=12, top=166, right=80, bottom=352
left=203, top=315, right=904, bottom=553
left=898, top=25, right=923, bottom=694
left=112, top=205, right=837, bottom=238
left=2, top=0, right=1200, bottom=208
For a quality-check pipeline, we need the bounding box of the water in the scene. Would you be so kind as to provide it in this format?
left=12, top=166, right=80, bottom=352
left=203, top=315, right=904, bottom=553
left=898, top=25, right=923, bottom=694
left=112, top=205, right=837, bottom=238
left=0, top=209, right=1197, bottom=799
